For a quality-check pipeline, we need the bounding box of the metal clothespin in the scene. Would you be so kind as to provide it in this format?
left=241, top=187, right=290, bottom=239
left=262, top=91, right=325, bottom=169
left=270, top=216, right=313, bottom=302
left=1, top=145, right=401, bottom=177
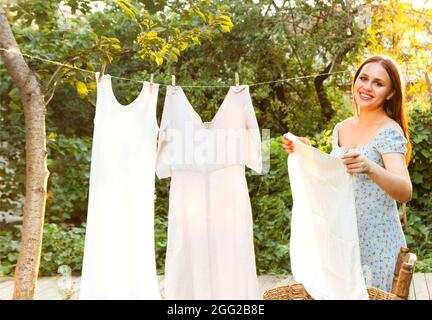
left=98, top=62, right=106, bottom=83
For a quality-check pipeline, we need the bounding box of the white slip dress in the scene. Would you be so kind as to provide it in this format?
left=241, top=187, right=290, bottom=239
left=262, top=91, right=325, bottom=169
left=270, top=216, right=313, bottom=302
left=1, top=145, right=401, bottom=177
left=79, top=73, right=161, bottom=300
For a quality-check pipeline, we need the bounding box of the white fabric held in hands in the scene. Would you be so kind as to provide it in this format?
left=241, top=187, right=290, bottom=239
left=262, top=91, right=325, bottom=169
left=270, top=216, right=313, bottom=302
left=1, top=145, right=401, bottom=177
left=286, top=132, right=368, bottom=300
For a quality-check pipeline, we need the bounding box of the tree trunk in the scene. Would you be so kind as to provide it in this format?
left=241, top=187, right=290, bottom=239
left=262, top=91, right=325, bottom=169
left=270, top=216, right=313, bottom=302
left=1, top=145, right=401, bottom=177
left=0, top=6, right=49, bottom=300
left=314, top=45, right=355, bottom=126
left=314, top=61, right=335, bottom=123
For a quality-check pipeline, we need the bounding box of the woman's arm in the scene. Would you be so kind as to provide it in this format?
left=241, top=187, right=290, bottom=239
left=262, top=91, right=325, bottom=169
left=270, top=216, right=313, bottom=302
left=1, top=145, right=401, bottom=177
left=341, top=152, right=412, bottom=203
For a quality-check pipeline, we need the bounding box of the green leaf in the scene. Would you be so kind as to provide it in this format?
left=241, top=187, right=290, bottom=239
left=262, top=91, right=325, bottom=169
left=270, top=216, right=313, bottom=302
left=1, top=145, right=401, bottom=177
left=75, top=81, right=88, bottom=97
left=8, top=101, right=21, bottom=111
left=196, top=11, right=206, bottom=22
left=171, top=47, right=180, bottom=56
left=215, top=15, right=233, bottom=28
left=167, top=51, right=178, bottom=62
left=152, top=27, right=166, bottom=33
left=154, top=55, right=163, bottom=66
left=420, top=149, right=431, bottom=158
left=8, top=87, right=20, bottom=102
left=115, top=0, right=137, bottom=20
left=411, top=171, right=423, bottom=184
left=144, top=31, right=158, bottom=40
left=178, top=41, right=188, bottom=51
left=220, top=24, right=231, bottom=32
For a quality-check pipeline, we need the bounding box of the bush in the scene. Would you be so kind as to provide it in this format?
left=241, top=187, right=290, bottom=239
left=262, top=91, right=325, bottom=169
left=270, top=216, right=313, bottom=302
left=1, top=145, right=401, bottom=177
left=405, top=106, right=432, bottom=270
left=46, top=134, right=92, bottom=223
left=39, top=223, right=85, bottom=276
left=0, top=223, right=85, bottom=277
left=0, top=226, right=20, bottom=277
left=248, top=137, right=293, bottom=274
left=405, top=206, right=432, bottom=272
left=155, top=178, right=170, bottom=274
left=408, top=106, right=432, bottom=209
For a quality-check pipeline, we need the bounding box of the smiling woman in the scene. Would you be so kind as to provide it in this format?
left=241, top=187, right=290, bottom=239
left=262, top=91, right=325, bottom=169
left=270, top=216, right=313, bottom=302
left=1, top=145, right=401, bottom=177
left=283, top=55, right=413, bottom=292
left=349, top=56, right=412, bottom=165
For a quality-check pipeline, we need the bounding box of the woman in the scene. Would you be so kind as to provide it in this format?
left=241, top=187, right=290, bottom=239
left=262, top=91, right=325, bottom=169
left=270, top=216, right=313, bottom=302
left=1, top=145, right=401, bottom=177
left=283, top=55, right=412, bottom=292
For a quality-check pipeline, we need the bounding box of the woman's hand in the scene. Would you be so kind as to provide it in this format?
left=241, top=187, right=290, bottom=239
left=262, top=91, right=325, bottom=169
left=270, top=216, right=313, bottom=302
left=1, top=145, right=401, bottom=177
left=282, top=135, right=311, bottom=154
left=342, top=151, right=412, bottom=202
left=341, top=151, right=376, bottom=174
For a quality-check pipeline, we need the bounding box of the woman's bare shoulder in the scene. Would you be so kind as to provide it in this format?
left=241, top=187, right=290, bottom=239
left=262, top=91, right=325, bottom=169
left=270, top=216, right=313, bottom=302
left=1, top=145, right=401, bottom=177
left=337, top=117, right=356, bottom=131
left=380, top=117, right=401, bottom=130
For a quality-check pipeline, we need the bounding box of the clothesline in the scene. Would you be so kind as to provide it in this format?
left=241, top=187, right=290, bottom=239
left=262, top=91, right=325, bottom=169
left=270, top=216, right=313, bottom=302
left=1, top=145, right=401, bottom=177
left=1, top=47, right=351, bottom=88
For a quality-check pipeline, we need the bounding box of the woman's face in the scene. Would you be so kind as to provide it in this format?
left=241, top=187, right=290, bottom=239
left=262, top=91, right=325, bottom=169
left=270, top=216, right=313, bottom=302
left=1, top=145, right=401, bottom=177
left=353, top=62, right=395, bottom=111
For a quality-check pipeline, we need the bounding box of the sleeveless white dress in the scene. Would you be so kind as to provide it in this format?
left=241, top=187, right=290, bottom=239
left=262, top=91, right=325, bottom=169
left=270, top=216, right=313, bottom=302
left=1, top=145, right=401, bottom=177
left=79, top=73, right=161, bottom=300
left=156, top=85, right=262, bottom=300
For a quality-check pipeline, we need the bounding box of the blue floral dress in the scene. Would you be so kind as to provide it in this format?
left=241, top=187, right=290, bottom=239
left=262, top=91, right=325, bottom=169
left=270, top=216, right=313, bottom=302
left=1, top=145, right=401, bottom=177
left=329, top=122, right=407, bottom=292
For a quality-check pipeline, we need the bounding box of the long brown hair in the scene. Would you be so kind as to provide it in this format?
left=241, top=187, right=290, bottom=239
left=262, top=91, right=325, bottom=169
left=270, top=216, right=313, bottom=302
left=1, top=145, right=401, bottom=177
left=352, top=55, right=411, bottom=165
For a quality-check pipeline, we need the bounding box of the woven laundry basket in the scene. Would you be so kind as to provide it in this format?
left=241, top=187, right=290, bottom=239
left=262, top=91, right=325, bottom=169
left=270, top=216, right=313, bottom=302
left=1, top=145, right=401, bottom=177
left=262, top=283, right=401, bottom=300
left=263, top=247, right=416, bottom=301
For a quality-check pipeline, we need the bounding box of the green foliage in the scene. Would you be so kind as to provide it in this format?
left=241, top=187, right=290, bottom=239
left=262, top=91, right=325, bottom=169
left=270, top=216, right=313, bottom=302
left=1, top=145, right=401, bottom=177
left=39, top=223, right=85, bottom=276
left=3, top=0, right=232, bottom=114
left=0, top=223, right=85, bottom=277
left=248, top=137, right=292, bottom=274
left=135, top=1, right=234, bottom=65
left=416, top=256, right=432, bottom=273
left=154, top=0, right=364, bottom=136
left=404, top=106, right=432, bottom=271
left=363, top=0, right=432, bottom=108
left=155, top=178, right=170, bottom=274
left=408, top=106, right=432, bottom=209
left=405, top=206, right=432, bottom=272
left=405, top=206, right=432, bottom=269
left=0, top=63, right=26, bottom=215
left=308, top=128, right=334, bottom=154
left=46, top=134, right=92, bottom=223
left=0, top=226, right=20, bottom=277
left=0, top=134, right=25, bottom=216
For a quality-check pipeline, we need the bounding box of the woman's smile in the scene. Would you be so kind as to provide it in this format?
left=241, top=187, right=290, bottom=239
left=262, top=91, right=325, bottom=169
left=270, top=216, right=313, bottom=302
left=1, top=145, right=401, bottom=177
left=358, top=91, right=375, bottom=101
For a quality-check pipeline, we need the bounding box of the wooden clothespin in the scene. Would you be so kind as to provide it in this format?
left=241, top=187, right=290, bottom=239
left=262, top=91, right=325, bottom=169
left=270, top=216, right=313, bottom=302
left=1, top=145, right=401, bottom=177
left=171, top=75, right=177, bottom=94
left=235, top=72, right=240, bottom=88
left=98, top=62, right=106, bottom=83
left=150, top=73, right=154, bottom=92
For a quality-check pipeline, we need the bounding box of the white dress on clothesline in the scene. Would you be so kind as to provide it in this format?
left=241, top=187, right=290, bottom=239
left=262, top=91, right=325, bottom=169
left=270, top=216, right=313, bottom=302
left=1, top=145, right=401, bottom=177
left=156, top=85, right=262, bottom=300
left=79, top=73, right=161, bottom=300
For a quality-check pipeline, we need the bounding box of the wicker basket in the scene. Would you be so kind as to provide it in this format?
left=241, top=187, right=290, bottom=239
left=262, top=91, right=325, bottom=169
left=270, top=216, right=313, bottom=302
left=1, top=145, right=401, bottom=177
left=262, top=283, right=402, bottom=300
left=263, top=247, right=416, bottom=300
